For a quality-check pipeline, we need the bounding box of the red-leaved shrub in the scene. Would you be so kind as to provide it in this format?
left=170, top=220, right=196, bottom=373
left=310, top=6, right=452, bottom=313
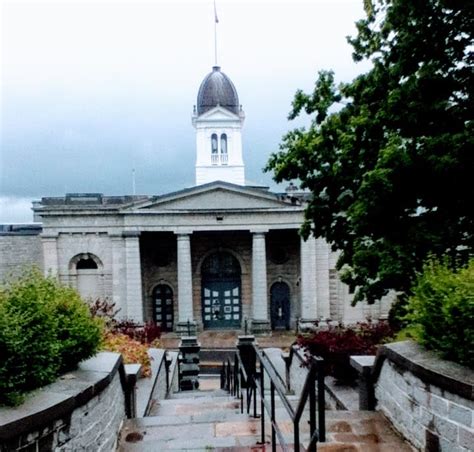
left=298, top=321, right=394, bottom=384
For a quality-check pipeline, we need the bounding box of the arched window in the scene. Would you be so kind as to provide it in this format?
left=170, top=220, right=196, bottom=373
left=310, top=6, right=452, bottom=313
left=220, top=134, right=227, bottom=154
left=211, top=133, right=218, bottom=153
left=76, top=258, right=98, bottom=270
left=211, top=133, right=218, bottom=164
left=70, top=253, right=102, bottom=300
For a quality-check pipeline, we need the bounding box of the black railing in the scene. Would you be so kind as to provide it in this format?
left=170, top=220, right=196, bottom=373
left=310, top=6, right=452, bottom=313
left=221, top=342, right=325, bottom=452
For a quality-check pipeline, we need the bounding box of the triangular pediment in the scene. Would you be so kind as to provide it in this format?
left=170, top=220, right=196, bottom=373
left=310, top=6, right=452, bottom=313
left=196, top=106, right=240, bottom=122
left=132, top=181, right=294, bottom=212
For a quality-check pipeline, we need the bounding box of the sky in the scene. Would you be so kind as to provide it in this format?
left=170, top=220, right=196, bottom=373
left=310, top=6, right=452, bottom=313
left=1, top=0, right=370, bottom=223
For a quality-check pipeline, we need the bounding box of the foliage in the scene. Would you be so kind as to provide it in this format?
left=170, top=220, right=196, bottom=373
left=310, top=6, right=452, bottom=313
left=404, top=258, right=474, bottom=368
left=88, top=297, right=121, bottom=329
left=298, top=321, right=395, bottom=383
left=0, top=268, right=102, bottom=406
left=88, top=298, right=161, bottom=345
left=114, top=319, right=162, bottom=345
left=88, top=298, right=161, bottom=378
left=265, top=0, right=473, bottom=304
left=101, top=332, right=153, bottom=377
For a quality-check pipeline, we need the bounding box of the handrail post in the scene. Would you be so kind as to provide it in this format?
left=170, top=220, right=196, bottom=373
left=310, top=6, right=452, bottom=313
left=259, top=368, right=265, bottom=444
left=317, top=359, right=326, bottom=442
left=308, top=365, right=316, bottom=452
left=271, top=381, right=276, bottom=452
left=164, top=352, right=171, bottom=394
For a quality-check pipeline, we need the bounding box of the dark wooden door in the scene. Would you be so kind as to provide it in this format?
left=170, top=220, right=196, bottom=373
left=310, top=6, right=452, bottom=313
left=153, top=284, right=174, bottom=331
left=202, top=279, right=241, bottom=329
left=270, top=282, right=290, bottom=330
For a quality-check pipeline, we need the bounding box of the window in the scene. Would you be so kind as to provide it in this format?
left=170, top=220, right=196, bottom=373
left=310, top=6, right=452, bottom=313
left=220, top=134, right=228, bottom=164
left=220, top=134, right=227, bottom=153
left=211, top=133, right=218, bottom=164
left=211, top=133, right=218, bottom=153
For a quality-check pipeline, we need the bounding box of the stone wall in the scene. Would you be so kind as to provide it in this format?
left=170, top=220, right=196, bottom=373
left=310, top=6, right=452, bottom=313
left=0, top=234, right=43, bottom=282
left=0, top=352, right=126, bottom=452
left=374, top=341, right=474, bottom=452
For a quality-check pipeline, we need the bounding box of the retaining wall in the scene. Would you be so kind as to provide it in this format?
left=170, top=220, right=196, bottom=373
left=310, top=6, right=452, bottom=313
left=0, top=352, right=126, bottom=452
left=374, top=341, right=474, bottom=452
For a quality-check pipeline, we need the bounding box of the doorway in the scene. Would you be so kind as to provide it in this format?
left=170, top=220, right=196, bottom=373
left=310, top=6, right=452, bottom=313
left=153, top=284, right=174, bottom=332
left=201, top=251, right=241, bottom=329
left=270, top=282, right=290, bottom=330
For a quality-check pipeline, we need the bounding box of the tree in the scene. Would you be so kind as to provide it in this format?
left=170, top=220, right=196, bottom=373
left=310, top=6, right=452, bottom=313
left=265, top=0, right=473, bottom=304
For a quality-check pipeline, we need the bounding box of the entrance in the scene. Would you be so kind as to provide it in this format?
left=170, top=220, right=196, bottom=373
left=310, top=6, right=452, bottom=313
left=201, top=252, right=241, bottom=329
left=153, top=284, right=174, bottom=332
left=270, top=282, right=290, bottom=330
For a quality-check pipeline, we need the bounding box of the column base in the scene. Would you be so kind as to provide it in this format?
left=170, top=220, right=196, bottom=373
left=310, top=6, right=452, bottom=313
left=176, top=321, right=198, bottom=336
left=250, top=319, right=271, bottom=335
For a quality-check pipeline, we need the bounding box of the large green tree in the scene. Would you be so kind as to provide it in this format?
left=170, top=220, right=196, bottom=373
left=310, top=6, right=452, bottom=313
left=266, top=0, right=473, bottom=304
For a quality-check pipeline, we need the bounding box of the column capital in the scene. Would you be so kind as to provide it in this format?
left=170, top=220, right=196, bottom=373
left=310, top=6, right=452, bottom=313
left=174, top=229, right=193, bottom=236
left=41, top=234, right=59, bottom=240
left=250, top=228, right=268, bottom=235
left=122, top=230, right=141, bottom=238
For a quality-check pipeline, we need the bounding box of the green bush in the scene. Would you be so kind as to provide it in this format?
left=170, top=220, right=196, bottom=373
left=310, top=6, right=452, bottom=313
left=0, top=268, right=103, bottom=405
left=405, top=258, right=474, bottom=368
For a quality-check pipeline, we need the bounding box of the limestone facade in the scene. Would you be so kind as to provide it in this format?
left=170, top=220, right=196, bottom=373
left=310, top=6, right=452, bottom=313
left=0, top=183, right=390, bottom=334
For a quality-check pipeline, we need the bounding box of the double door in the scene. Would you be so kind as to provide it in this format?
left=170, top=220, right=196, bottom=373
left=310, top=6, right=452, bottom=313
left=202, top=279, right=241, bottom=329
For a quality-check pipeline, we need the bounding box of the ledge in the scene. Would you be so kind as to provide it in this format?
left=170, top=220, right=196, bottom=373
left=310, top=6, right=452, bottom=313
left=373, top=341, right=474, bottom=400
left=0, top=352, right=123, bottom=441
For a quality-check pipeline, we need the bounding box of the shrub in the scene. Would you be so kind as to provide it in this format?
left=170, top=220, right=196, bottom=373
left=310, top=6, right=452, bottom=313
left=88, top=298, right=161, bottom=345
left=114, top=319, right=162, bottom=345
left=102, top=332, right=152, bottom=377
left=0, top=268, right=102, bottom=406
left=405, top=258, right=474, bottom=368
left=298, top=321, right=395, bottom=384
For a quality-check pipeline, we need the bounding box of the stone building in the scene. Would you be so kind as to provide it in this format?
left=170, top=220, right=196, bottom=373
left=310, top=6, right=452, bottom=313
left=1, top=66, right=392, bottom=334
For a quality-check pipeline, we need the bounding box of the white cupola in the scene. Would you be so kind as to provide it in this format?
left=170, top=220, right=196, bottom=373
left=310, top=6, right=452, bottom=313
left=192, top=66, right=245, bottom=186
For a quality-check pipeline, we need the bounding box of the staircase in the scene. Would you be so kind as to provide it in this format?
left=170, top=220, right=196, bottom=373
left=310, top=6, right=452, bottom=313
left=118, top=379, right=413, bottom=451
left=117, top=342, right=414, bottom=452
left=118, top=380, right=264, bottom=450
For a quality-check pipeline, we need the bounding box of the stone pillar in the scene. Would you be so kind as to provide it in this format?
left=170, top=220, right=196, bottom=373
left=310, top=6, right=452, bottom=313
left=251, top=231, right=270, bottom=334
left=41, top=234, right=59, bottom=277
left=123, top=231, right=144, bottom=322
left=315, top=238, right=331, bottom=321
left=176, top=233, right=196, bottom=335
left=111, top=234, right=126, bottom=318
left=299, top=235, right=318, bottom=330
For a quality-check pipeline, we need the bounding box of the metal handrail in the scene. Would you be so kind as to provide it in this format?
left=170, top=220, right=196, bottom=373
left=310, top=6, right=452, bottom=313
left=221, top=343, right=325, bottom=452
left=254, top=344, right=325, bottom=452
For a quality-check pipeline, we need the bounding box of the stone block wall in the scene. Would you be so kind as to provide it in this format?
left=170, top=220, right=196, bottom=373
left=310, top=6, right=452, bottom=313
left=374, top=342, right=474, bottom=452
left=0, top=234, right=43, bottom=282
left=57, top=232, right=113, bottom=301
left=0, top=352, right=126, bottom=452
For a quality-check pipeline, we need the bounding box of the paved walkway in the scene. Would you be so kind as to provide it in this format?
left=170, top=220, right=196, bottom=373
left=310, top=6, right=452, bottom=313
left=118, top=379, right=414, bottom=451
left=160, top=331, right=298, bottom=351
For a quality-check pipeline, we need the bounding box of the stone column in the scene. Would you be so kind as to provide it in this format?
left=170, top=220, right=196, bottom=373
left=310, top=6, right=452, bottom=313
left=176, top=233, right=196, bottom=335
left=41, top=234, right=59, bottom=277
left=251, top=231, right=270, bottom=334
left=299, top=235, right=318, bottom=330
left=111, top=234, right=126, bottom=318
left=315, top=238, right=331, bottom=321
left=123, top=231, right=144, bottom=322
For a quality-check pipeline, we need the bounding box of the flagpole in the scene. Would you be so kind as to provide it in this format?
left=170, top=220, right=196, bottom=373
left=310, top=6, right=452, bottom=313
left=214, top=0, right=218, bottom=66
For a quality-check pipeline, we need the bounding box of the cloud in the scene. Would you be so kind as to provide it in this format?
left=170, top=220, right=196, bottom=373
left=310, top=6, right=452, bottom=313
left=0, top=197, right=35, bottom=223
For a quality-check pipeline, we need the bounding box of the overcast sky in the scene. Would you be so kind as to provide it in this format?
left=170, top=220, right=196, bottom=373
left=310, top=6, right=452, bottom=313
left=1, top=0, right=370, bottom=222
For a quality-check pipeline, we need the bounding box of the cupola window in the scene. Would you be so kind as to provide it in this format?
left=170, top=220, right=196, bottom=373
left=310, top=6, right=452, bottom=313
left=211, top=133, right=218, bottom=164
left=220, top=134, right=228, bottom=164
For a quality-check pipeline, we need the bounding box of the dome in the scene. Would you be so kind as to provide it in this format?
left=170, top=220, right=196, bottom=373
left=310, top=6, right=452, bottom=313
left=197, top=66, right=240, bottom=115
